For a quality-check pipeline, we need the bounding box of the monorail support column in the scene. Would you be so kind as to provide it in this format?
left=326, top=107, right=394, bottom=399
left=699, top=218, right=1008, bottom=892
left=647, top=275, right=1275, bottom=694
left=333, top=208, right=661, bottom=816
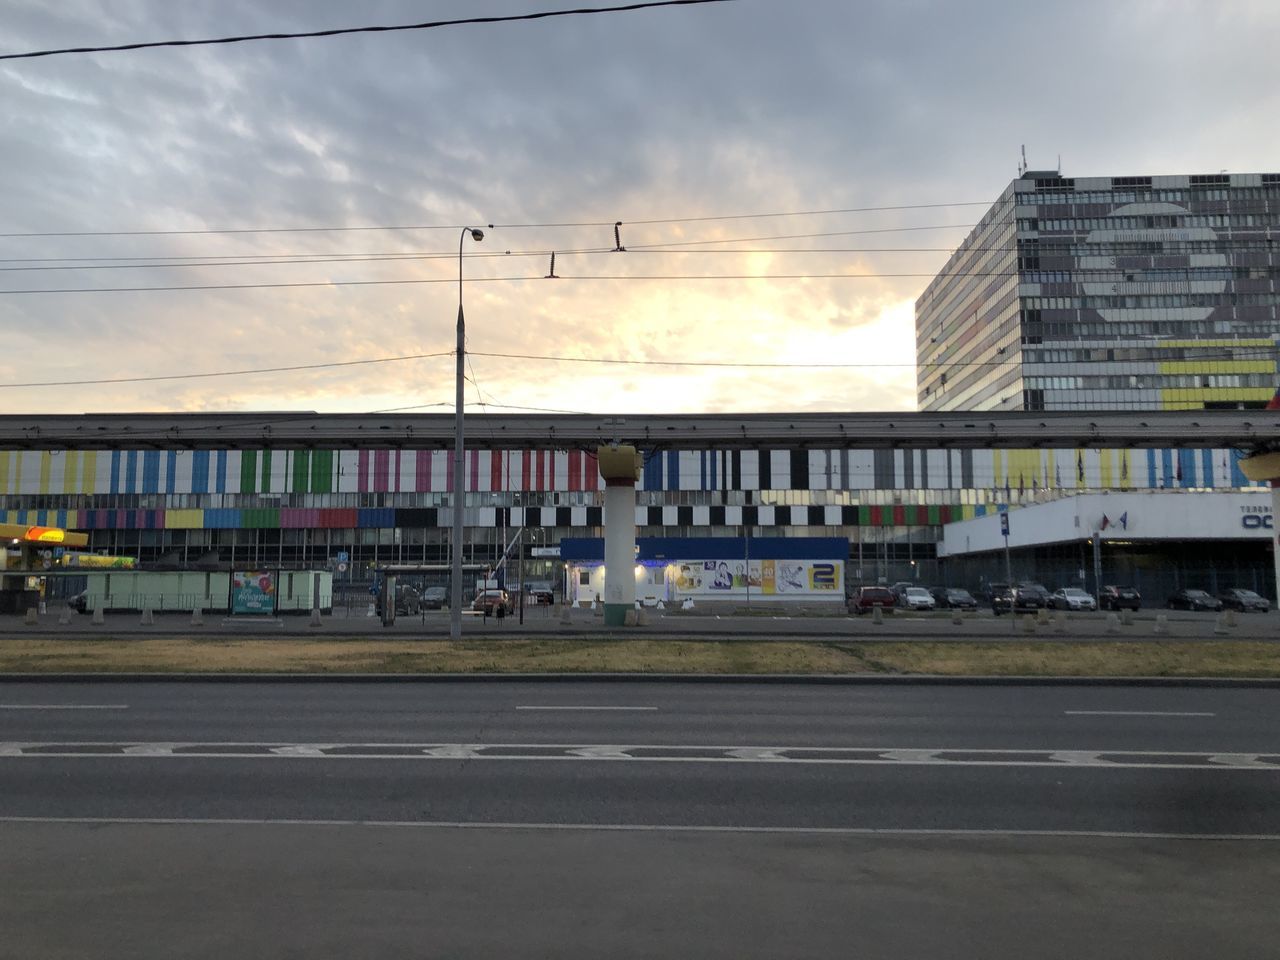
left=1239, top=451, right=1280, bottom=607
left=597, top=444, right=643, bottom=628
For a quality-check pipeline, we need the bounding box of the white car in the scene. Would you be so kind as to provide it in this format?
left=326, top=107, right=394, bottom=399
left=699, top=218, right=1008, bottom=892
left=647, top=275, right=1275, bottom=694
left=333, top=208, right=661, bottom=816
left=1049, top=587, right=1097, bottom=611
left=901, top=587, right=936, bottom=611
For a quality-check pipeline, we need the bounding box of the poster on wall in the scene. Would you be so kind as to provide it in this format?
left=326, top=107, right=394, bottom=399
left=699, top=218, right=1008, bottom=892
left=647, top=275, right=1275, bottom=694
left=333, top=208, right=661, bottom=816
left=231, top=570, right=277, bottom=615
left=674, top=560, right=842, bottom=597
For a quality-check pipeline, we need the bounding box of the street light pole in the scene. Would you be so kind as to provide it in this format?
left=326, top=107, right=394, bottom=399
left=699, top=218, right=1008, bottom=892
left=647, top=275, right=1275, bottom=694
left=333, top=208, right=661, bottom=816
left=450, top=227, right=484, bottom=641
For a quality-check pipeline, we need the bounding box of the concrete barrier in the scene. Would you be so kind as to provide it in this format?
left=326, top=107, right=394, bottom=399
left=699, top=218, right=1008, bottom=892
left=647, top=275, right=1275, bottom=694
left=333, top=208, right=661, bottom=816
left=191, top=607, right=205, bottom=626
left=872, top=606, right=884, bottom=626
left=560, top=606, right=573, bottom=625
left=1154, top=614, right=1169, bottom=635
left=1104, top=612, right=1121, bottom=635
left=24, top=607, right=38, bottom=625
left=1019, top=614, right=1036, bottom=634
left=1224, top=609, right=1239, bottom=628
left=1053, top=612, right=1067, bottom=634
left=1035, top=608, right=1050, bottom=625
left=58, top=607, right=72, bottom=626
left=308, top=607, right=321, bottom=628
left=1213, top=614, right=1229, bottom=637
left=1121, top=609, right=1134, bottom=627
left=91, top=607, right=105, bottom=625
left=140, top=607, right=155, bottom=626
left=623, top=609, right=638, bottom=627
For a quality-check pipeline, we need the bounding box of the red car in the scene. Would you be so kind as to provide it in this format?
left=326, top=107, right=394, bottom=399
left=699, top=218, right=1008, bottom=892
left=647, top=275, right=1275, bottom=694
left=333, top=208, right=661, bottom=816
left=849, top=586, right=896, bottom=615
left=472, top=589, right=513, bottom=616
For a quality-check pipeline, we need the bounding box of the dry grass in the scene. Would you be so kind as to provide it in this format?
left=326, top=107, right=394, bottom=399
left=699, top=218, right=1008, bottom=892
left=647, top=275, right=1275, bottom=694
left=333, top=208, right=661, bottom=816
left=843, top=641, right=1280, bottom=678
left=0, top=638, right=859, bottom=675
left=0, top=638, right=1276, bottom=677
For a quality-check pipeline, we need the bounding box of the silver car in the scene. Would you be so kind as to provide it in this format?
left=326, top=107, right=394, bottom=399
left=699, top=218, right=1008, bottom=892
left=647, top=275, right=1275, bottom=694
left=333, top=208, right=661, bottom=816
left=901, top=587, right=936, bottom=611
left=1049, top=587, right=1097, bottom=611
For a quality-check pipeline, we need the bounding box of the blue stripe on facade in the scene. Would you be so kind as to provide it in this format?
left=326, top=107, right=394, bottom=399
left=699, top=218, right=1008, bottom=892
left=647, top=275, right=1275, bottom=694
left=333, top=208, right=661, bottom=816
left=357, top=507, right=396, bottom=527
left=166, top=451, right=177, bottom=493
left=667, top=450, right=678, bottom=490
left=1230, top=449, right=1248, bottom=488
left=110, top=451, right=121, bottom=495
left=205, top=508, right=240, bottom=528
left=700, top=452, right=707, bottom=490
left=142, top=451, right=160, bottom=494
left=125, top=451, right=138, bottom=494
left=1177, top=449, right=1194, bottom=488
left=1146, top=450, right=1157, bottom=489
left=1202, top=449, right=1214, bottom=489
left=215, top=451, right=227, bottom=494
left=1160, top=449, right=1173, bottom=488
left=643, top=451, right=661, bottom=492
left=709, top=451, right=717, bottom=490
left=192, top=450, right=210, bottom=494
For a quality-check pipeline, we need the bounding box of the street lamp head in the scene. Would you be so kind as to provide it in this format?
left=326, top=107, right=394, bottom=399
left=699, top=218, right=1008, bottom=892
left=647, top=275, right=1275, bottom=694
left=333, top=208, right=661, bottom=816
left=468, top=228, right=484, bottom=242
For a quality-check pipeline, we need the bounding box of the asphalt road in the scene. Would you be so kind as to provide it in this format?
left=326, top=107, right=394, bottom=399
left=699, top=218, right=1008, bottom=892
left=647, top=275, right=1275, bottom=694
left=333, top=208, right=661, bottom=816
left=4, top=680, right=1280, bottom=958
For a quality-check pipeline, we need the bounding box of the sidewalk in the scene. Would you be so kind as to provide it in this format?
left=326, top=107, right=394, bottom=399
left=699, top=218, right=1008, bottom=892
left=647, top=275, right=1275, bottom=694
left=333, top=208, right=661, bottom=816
left=2, top=606, right=1275, bottom=642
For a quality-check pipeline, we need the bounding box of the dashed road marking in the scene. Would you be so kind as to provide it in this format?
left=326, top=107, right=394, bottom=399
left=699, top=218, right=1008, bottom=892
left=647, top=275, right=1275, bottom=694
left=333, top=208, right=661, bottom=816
left=1065, top=710, right=1215, bottom=717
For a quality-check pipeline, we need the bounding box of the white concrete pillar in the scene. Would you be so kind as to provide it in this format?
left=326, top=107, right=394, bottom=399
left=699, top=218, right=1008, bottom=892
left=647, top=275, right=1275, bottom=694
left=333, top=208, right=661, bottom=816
left=598, top=445, right=643, bottom=628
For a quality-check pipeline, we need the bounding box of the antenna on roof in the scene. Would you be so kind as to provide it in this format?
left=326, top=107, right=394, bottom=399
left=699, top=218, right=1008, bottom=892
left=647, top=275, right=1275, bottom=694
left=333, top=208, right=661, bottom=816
left=1018, top=145, right=1027, bottom=177
left=1056, top=153, right=1061, bottom=174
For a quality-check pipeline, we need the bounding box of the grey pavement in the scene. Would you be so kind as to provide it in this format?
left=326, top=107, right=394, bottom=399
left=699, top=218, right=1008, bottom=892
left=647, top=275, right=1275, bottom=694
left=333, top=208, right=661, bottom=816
left=3, top=822, right=1278, bottom=960
left=4, top=680, right=1280, bottom=958
left=3, top=604, right=1277, bottom=640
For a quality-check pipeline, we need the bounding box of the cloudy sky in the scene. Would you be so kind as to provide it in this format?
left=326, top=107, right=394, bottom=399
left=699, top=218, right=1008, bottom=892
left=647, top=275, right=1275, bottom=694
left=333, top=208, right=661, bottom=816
left=2, top=0, right=1277, bottom=416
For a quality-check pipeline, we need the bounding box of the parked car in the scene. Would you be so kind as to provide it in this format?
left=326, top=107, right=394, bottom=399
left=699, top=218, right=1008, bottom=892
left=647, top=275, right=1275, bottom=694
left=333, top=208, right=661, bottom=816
left=1217, top=588, right=1271, bottom=613
left=1099, top=585, right=1141, bottom=611
left=849, top=586, right=896, bottom=615
left=1048, top=588, right=1097, bottom=611
left=889, top=581, right=914, bottom=606
left=525, top=581, right=555, bottom=604
left=900, top=587, right=936, bottom=611
left=419, top=586, right=448, bottom=610
left=1016, top=582, right=1051, bottom=608
left=472, top=589, right=513, bottom=616
left=393, top=585, right=417, bottom=616
left=991, top=584, right=1044, bottom=615
left=930, top=587, right=978, bottom=610
left=1166, top=589, right=1223, bottom=612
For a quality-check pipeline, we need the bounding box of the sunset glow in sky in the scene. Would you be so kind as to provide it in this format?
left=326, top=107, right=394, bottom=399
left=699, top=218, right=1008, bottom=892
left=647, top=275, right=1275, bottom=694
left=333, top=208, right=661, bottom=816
left=2, top=0, right=1278, bottom=416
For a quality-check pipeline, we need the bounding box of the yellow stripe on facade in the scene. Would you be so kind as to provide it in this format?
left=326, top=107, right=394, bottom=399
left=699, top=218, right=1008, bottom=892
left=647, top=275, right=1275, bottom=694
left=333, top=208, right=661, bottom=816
left=81, top=451, right=97, bottom=495
left=1157, top=360, right=1274, bottom=375
left=1161, top=388, right=1275, bottom=409
left=38, top=452, right=51, bottom=495
left=1099, top=449, right=1113, bottom=488
left=164, top=509, right=204, bottom=528
left=0, top=452, right=8, bottom=495
left=62, top=451, right=78, bottom=495
left=1162, top=339, right=1273, bottom=348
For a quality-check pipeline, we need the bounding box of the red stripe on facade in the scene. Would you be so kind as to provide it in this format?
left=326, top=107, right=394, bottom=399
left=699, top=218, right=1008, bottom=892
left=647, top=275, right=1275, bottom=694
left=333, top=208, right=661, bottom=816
left=522, top=451, right=532, bottom=491
left=892, top=504, right=906, bottom=526
left=585, top=452, right=599, bottom=490
left=567, top=450, right=580, bottom=491
left=536, top=451, right=545, bottom=491
left=491, top=449, right=502, bottom=492
left=469, top=449, right=480, bottom=492
left=374, top=451, right=390, bottom=492
left=416, top=451, right=432, bottom=492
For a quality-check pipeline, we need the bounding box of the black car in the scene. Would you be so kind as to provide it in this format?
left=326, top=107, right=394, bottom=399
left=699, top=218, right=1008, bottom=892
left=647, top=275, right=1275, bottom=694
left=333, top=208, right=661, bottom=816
left=930, top=586, right=978, bottom=610
left=1099, top=585, right=1141, bottom=611
left=419, top=586, right=448, bottom=610
left=991, top=584, right=1042, bottom=615
left=1015, top=582, right=1050, bottom=608
left=1166, top=589, right=1223, bottom=612
left=1217, top=588, right=1271, bottom=613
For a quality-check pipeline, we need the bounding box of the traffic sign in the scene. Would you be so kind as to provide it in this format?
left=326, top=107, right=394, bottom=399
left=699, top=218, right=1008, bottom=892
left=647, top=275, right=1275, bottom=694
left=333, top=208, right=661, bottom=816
left=999, top=512, right=1010, bottom=537
left=337, top=551, right=349, bottom=563
left=337, top=562, right=348, bottom=573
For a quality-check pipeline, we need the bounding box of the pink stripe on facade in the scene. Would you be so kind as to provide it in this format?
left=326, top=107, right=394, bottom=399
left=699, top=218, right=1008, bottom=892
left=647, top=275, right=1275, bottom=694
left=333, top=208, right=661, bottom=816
left=357, top=451, right=370, bottom=493
left=416, top=451, right=432, bottom=491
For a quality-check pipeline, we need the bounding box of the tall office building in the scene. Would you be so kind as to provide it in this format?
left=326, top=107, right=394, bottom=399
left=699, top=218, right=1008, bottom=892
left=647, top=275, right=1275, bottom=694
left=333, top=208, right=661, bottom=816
left=916, top=171, right=1280, bottom=411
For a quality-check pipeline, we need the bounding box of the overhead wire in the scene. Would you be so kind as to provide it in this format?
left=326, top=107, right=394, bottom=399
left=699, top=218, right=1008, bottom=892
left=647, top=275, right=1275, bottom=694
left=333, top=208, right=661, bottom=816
left=0, top=0, right=735, bottom=61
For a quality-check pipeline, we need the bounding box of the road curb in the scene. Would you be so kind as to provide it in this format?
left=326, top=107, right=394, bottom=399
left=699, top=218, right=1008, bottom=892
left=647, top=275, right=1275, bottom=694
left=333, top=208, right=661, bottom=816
left=2, top=671, right=1279, bottom=686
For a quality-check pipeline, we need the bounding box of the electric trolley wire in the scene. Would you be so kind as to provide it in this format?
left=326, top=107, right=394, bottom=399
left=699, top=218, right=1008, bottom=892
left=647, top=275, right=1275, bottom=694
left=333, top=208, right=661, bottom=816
left=0, top=0, right=734, bottom=61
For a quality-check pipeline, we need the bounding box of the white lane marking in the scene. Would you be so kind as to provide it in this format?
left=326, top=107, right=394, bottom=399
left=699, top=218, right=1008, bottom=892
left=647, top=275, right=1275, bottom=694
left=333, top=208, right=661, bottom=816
left=1064, top=711, right=1216, bottom=717
left=1207, top=754, right=1275, bottom=769
left=0, top=705, right=129, bottom=710
left=2, top=815, right=1279, bottom=842
left=516, top=706, right=658, bottom=711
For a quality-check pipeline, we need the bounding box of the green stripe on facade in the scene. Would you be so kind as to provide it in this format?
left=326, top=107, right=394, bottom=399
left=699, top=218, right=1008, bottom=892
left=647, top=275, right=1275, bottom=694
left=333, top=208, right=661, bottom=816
left=311, top=450, right=332, bottom=494
left=292, top=450, right=310, bottom=493
left=260, top=450, right=273, bottom=493
left=240, top=451, right=257, bottom=493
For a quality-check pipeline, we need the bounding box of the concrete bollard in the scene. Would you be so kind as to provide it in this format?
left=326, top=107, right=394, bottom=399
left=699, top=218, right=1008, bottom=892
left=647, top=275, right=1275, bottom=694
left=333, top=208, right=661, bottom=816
left=1053, top=612, right=1067, bottom=634
left=1224, top=609, right=1238, bottom=628
left=1121, top=609, right=1134, bottom=627
left=593, top=602, right=604, bottom=618
left=1213, top=613, right=1229, bottom=637
left=635, top=608, right=648, bottom=627
left=623, top=609, right=638, bottom=627
left=58, top=606, right=72, bottom=626
left=1105, top=612, right=1121, bottom=635
left=309, top=607, right=322, bottom=628
left=1019, top=614, right=1036, bottom=634
left=872, top=606, right=884, bottom=625
left=24, top=607, right=38, bottom=625
left=1154, top=614, right=1169, bottom=635
left=91, top=607, right=105, bottom=625
left=191, top=606, right=205, bottom=626
left=1036, top=607, right=1050, bottom=625
left=140, top=607, right=155, bottom=626
left=560, top=605, right=573, bottom=625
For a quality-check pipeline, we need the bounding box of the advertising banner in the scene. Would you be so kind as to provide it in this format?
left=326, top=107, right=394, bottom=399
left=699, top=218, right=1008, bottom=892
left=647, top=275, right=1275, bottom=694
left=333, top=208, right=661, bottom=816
left=673, top=559, right=842, bottom=597
left=231, top=570, right=277, bottom=615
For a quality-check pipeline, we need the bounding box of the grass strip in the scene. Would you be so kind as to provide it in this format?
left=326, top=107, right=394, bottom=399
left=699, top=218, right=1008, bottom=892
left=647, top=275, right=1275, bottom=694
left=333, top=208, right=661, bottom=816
left=0, top=638, right=1277, bottom=677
